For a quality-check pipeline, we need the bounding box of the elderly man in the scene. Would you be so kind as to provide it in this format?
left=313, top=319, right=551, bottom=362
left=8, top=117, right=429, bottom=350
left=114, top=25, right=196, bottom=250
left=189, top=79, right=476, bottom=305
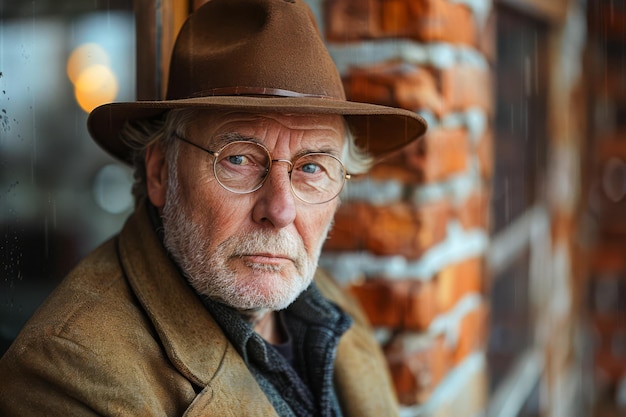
left=0, top=0, right=426, bottom=415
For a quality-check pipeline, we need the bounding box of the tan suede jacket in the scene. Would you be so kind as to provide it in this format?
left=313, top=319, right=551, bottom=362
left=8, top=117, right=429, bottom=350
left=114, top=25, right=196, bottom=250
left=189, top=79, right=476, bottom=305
left=0, top=204, right=398, bottom=416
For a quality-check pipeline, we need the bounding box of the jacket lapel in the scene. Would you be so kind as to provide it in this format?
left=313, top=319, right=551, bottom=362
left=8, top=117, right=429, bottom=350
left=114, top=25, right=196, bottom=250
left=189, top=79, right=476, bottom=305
left=117, top=205, right=277, bottom=416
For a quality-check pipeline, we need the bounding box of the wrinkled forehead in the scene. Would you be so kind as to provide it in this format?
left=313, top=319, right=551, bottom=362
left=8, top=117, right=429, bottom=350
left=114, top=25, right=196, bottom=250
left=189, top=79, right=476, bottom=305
left=185, top=110, right=347, bottom=145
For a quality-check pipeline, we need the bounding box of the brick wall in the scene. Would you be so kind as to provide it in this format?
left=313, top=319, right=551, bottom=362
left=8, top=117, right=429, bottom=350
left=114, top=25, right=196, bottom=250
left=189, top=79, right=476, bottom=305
left=305, top=0, right=495, bottom=414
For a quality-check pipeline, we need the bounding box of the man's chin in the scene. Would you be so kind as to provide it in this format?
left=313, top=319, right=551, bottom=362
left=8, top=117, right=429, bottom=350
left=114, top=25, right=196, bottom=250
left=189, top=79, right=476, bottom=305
left=213, top=292, right=298, bottom=315
left=209, top=273, right=310, bottom=312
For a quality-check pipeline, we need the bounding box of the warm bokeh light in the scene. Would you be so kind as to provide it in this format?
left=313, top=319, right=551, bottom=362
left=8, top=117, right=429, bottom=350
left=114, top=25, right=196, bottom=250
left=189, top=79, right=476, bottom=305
left=73, top=64, right=118, bottom=113
left=67, top=43, right=118, bottom=113
left=66, top=43, right=109, bottom=83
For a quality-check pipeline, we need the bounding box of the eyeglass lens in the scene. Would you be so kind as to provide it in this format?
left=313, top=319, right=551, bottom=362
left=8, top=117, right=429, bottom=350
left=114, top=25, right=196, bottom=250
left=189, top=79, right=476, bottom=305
left=214, top=141, right=346, bottom=204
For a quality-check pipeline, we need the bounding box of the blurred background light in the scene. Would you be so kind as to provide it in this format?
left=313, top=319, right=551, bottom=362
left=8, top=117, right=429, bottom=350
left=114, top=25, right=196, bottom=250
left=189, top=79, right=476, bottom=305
left=66, top=43, right=110, bottom=83
left=92, top=164, right=134, bottom=214
left=73, top=63, right=119, bottom=113
left=68, top=43, right=119, bottom=113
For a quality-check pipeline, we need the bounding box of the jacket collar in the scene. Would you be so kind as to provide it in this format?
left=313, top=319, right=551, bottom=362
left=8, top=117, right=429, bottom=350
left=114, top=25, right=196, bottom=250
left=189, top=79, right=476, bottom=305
left=117, top=202, right=278, bottom=417
left=117, top=203, right=222, bottom=386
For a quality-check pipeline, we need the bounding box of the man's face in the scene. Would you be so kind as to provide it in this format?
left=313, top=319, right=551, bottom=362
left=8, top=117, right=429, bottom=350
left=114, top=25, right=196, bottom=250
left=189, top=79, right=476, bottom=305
left=146, top=111, right=345, bottom=315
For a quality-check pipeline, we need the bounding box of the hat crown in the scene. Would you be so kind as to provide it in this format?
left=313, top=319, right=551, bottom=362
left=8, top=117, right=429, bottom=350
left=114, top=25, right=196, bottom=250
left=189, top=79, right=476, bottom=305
left=87, top=0, right=427, bottom=165
left=166, top=0, right=346, bottom=101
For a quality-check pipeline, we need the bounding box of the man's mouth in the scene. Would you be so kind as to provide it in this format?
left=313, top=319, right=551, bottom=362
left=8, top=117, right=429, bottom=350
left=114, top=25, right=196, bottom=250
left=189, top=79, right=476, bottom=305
left=238, top=253, right=294, bottom=265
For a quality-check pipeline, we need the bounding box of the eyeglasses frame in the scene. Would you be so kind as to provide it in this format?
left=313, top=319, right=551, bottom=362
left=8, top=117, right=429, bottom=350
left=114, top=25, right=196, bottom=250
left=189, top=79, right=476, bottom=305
left=174, top=134, right=351, bottom=204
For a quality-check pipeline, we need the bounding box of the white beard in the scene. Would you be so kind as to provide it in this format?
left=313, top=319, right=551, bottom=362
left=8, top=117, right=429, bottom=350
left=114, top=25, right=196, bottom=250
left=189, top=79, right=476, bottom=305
left=161, top=164, right=328, bottom=314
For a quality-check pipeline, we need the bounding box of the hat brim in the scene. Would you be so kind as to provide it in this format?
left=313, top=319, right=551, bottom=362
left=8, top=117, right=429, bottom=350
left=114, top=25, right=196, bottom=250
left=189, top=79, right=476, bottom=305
left=87, top=96, right=427, bottom=164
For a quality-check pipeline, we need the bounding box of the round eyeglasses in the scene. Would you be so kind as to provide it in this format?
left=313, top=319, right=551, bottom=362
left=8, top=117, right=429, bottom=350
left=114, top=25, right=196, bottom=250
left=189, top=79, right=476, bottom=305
left=175, top=135, right=350, bottom=204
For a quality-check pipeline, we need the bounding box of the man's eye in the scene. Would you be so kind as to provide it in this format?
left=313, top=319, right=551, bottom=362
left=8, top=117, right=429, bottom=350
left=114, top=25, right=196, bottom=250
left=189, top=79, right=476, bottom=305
left=228, top=155, right=248, bottom=165
left=301, top=163, right=321, bottom=174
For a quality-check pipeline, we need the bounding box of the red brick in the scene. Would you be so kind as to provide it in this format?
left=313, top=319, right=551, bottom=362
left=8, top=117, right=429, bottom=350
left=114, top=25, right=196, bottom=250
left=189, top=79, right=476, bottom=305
left=343, top=62, right=444, bottom=115
left=326, top=201, right=450, bottom=259
left=405, top=281, right=439, bottom=330
left=367, top=156, right=422, bottom=183
left=455, top=188, right=490, bottom=231
left=341, top=63, right=493, bottom=135
left=476, top=129, right=494, bottom=179
left=366, top=128, right=470, bottom=184
left=324, top=0, right=381, bottom=41
left=323, top=202, right=368, bottom=251
left=338, top=262, right=487, bottom=337
left=364, top=201, right=449, bottom=258
left=385, top=333, right=448, bottom=405
left=438, top=63, right=493, bottom=113
left=449, top=302, right=488, bottom=365
left=401, top=126, right=470, bottom=182
left=325, top=0, right=478, bottom=46
left=349, top=278, right=438, bottom=330
left=381, top=0, right=477, bottom=45
left=437, top=258, right=484, bottom=313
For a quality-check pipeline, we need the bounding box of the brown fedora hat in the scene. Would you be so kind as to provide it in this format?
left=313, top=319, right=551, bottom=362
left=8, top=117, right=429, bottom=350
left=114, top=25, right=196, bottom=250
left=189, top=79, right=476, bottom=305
left=87, top=0, right=427, bottom=164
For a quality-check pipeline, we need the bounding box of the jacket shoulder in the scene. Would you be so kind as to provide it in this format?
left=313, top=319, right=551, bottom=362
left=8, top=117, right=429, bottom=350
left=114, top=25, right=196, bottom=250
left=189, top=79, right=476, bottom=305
left=0, top=237, right=196, bottom=416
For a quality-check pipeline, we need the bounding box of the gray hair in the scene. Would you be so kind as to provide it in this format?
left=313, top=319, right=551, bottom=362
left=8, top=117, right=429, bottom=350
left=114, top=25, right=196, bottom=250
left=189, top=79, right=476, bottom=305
left=119, top=109, right=374, bottom=205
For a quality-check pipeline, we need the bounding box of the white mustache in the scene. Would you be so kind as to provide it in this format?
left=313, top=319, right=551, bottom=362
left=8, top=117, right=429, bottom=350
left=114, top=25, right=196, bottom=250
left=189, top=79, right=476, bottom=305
left=221, top=231, right=305, bottom=265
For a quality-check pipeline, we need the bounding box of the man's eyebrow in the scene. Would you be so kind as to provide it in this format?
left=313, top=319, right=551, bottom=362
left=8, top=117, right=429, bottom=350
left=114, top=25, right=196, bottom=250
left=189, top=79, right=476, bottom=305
left=210, top=132, right=257, bottom=148
left=292, top=146, right=342, bottom=160
left=211, top=132, right=342, bottom=157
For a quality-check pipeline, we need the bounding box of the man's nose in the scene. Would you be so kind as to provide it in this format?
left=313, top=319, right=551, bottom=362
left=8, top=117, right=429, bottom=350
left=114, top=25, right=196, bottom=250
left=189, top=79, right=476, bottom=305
left=251, top=160, right=297, bottom=228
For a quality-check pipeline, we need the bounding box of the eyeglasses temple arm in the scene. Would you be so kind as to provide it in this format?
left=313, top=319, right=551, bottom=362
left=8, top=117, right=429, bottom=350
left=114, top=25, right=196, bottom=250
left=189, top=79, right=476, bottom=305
left=174, top=134, right=218, bottom=157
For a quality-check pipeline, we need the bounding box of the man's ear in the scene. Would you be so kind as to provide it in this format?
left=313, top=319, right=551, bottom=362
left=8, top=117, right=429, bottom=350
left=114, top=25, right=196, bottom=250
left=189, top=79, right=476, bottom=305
left=145, top=143, right=168, bottom=208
